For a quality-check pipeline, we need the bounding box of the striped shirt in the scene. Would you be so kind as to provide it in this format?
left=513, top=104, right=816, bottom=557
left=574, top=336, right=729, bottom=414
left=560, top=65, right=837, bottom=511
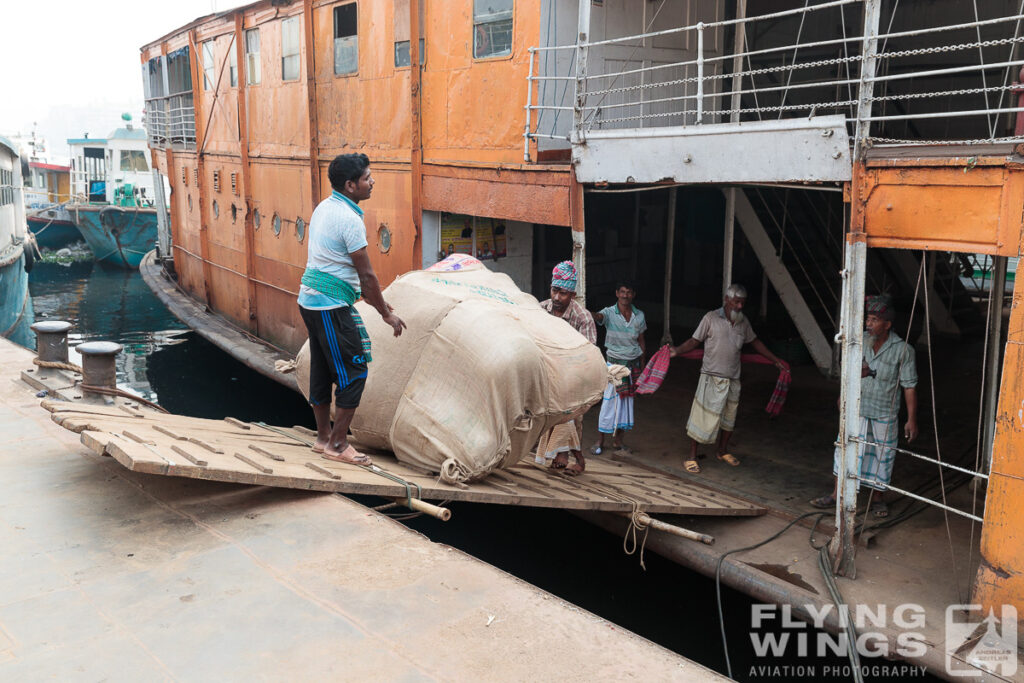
left=598, top=304, right=646, bottom=361
left=298, top=191, right=368, bottom=310
left=540, top=298, right=597, bottom=344
left=861, top=331, right=918, bottom=420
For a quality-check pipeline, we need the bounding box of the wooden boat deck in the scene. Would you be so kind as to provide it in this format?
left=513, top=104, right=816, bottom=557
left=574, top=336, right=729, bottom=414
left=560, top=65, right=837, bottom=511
left=42, top=400, right=766, bottom=518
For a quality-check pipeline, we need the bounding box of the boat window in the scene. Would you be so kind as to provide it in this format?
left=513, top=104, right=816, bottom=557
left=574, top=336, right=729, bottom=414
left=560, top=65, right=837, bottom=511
left=120, top=151, right=149, bottom=172
left=333, top=3, right=358, bottom=76
left=213, top=200, right=219, bottom=218
left=245, top=29, right=261, bottom=85
left=393, top=0, right=424, bottom=68
left=229, top=37, right=238, bottom=87
left=254, top=208, right=261, bottom=229
left=296, top=217, right=305, bottom=242
left=273, top=213, right=282, bottom=236
left=282, top=17, right=301, bottom=81
left=473, top=0, right=513, bottom=59
left=202, top=41, right=215, bottom=90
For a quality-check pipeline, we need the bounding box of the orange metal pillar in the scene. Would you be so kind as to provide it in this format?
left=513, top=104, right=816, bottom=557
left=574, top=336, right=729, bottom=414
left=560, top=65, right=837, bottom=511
left=972, top=271, right=1024, bottom=612
left=302, top=0, right=321, bottom=208
left=188, top=29, right=215, bottom=308
left=409, top=0, right=423, bottom=267
left=235, top=12, right=259, bottom=334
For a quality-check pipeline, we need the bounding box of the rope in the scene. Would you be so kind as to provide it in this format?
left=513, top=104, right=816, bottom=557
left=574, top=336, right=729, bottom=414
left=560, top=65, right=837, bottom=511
left=920, top=253, right=966, bottom=605
left=622, top=501, right=650, bottom=570
left=33, top=358, right=83, bottom=374
left=78, top=385, right=170, bottom=414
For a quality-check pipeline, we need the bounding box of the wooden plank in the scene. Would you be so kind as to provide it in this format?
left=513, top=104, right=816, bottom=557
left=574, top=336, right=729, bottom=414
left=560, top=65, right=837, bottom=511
left=224, top=417, right=251, bottom=430
left=170, top=444, right=209, bottom=467
left=153, top=425, right=187, bottom=440
left=50, top=405, right=767, bottom=516
left=122, top=430, right=156, bottom=446
left=188, top=437, right=224, bottom=454
left=234, top=452, right=272, bottom=474
left=248, top=444, right=285, bottom=462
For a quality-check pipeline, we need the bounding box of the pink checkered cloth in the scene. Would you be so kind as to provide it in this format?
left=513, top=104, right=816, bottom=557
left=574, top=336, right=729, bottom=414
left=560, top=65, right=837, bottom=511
left=635, top=345, right=672, bottom=394
left=643, top=347, right=792, bottom=416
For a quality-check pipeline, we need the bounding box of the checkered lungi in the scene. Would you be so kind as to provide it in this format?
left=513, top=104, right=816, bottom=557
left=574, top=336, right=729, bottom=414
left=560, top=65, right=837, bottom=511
left=832, top=415, right=898, bottom=491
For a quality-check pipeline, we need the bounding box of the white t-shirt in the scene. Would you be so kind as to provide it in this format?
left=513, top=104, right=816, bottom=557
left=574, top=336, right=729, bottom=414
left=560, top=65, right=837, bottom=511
left=298, top=191, right=368, bottom=310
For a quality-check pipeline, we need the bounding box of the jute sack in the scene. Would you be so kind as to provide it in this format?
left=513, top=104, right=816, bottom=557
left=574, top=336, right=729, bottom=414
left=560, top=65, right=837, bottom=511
left=295, top=256, right=606, bottom=483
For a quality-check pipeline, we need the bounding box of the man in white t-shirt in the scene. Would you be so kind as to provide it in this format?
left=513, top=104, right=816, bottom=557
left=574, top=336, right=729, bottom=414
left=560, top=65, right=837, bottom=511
left=298, top=154, right=406, bottom=466
left=669, top=284, right=786, bottom=474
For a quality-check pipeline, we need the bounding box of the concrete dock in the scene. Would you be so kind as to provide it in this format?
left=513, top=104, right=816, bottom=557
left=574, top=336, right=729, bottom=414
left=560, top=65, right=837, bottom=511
left=0, top=336, right=721, bottom=681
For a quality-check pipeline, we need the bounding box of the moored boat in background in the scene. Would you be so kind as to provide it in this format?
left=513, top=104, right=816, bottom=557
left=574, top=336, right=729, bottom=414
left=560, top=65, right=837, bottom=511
left=65, top=115, right=158, bottom=268
left=0, top=136, right=35, bottom=348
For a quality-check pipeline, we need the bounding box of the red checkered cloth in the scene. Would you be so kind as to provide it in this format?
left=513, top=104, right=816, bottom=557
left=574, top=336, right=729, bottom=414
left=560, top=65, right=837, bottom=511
left=635, top=345, right=672, bottom=395
left=676, top=350, right=792, bottom=417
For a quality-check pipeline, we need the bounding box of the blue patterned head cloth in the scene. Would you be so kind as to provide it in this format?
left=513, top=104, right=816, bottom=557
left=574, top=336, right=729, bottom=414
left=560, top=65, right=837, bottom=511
left=551, top=261, right=577, bottom=292
left=865, top=294, right=895, bottom=321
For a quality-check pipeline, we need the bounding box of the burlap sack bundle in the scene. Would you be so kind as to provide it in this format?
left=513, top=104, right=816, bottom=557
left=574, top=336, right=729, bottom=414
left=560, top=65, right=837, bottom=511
left=295, top=256, right=606, bottom=483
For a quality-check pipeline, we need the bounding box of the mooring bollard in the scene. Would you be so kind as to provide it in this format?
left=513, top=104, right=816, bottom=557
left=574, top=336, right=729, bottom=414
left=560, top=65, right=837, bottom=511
left=76, top=341, right=123, bottom=401
left=30, top=321, right=73, bottom=375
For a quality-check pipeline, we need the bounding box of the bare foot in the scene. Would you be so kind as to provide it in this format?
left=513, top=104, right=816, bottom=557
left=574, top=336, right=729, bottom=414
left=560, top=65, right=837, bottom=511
left=565, top=451, right=586, bottom=476
left=550, top=452, right=569, bottom=470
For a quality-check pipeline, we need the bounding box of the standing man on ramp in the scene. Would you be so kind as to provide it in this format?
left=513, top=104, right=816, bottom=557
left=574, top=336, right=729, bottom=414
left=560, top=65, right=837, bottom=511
left=536, top=260, right=597, bottom=475
left=669, top=284, right=787, bottom=474
left=297, top=154, right=406, bottom=466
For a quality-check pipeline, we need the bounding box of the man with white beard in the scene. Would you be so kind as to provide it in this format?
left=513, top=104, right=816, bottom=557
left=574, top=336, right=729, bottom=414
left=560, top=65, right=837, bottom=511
left=669, top=284, right=787, bottom=474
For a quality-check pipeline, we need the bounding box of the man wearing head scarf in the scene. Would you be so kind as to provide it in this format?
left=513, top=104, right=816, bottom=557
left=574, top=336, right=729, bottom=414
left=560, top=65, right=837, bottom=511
left=535, top=260, right=597, bottom=475
left=811, top=295, right=918, bottom=517
left=668, top=284, right=787, bottom=474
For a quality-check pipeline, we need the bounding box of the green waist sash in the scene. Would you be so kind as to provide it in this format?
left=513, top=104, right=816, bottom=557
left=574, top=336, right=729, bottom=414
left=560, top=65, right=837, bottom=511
left=300, top=268, right=372, bottom=362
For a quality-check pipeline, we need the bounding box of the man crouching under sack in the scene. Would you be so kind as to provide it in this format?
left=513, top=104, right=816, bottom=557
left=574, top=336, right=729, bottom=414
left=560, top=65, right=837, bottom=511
left=297, top=153, right=407, bottom=466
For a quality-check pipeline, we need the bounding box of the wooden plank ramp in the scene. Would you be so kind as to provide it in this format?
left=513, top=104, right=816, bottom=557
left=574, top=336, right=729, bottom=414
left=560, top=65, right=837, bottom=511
left=43, top=400, right=766, bottom=517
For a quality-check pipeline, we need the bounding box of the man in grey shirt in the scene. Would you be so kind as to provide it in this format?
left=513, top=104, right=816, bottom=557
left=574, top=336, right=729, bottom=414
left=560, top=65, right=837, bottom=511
left=669, top=284, right=786, bottom=474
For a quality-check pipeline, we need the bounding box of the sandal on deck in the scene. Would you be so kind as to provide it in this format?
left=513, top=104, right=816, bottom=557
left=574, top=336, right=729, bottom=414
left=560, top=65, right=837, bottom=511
left=871, top=501, right=889, bottom=518
left=683, top=459, right=701, bottom=474
left=322, top=445, right=371, bottom=466
left=809, top=494, right=836, bottom=509
left=311, top=443, right=325, bottom=454
left=589, top=445, right=603, bottom=455
left=717, top=453, right=741, bottom=467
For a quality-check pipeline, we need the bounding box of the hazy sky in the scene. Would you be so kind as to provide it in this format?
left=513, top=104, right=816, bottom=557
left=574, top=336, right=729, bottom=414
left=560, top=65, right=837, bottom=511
left=0, top=0, right=245, bottom=161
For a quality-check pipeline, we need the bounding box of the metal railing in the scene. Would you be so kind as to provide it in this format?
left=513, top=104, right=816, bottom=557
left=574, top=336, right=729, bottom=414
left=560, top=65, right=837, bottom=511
left=145, top=94, right=197, bottom=150
left=525, top=1, right=1024, bottom=158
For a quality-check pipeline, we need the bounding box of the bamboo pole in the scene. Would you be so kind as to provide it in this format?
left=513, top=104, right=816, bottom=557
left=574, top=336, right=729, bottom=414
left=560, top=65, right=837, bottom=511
left=624, top=511, right=715, bottom=545
left=400, top=497, right=452, bottom=521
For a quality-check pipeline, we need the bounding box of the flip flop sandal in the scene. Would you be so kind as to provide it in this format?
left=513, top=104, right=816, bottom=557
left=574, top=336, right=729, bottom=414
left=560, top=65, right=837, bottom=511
left=614, top=445, right=632, bottom=455
left=311, top=443, right=325, bottom=454
left=683, top=460, right=701, bottom=474
left=871, top=501, right=889, bottom=518
left=322, top=445, right=372, bottom=466
left=809, top=494, right=836, bottom=509
left=589, top=445, right=603, bottom=455
left=717, top=453, right=741, bottom=467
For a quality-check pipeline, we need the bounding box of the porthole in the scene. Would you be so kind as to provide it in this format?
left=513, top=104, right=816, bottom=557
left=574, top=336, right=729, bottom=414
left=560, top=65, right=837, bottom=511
left=254, top=209, right=261, bottom=229
left=296, top=217, right=305, bottom=243
left=377, top=223, right=392, bottom=253
left=212, top=199, right=219, bottom=218
left=187, top=195, right=193, bottom=212
left=272, top=213, right=281, bottom=236
left=231, top=204, right=238, bottom=223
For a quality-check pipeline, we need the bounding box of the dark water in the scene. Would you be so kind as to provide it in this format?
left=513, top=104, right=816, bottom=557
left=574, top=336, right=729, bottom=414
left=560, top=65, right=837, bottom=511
left=21, top=264, right=939, bottom=683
